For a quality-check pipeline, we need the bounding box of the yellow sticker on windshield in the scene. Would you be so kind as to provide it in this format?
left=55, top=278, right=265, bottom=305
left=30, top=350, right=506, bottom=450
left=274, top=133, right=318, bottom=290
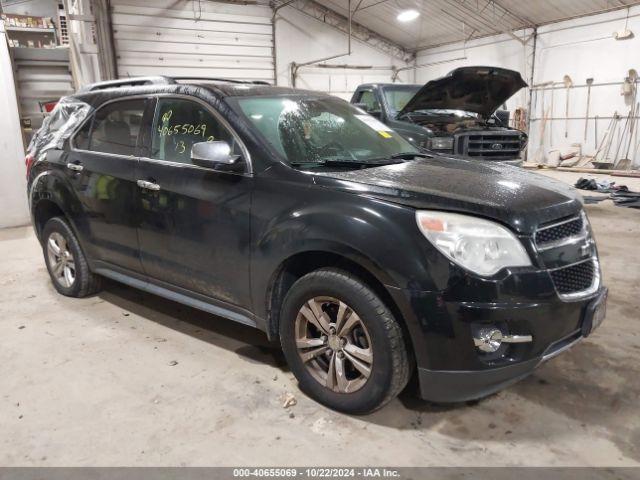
left=378, top=131, right=392, bottom=138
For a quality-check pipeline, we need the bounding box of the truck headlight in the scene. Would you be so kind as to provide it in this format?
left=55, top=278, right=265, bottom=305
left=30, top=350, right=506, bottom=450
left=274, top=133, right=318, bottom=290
left=428, top=137, right=454, bottom=150
left=416, top=211, right=531, bottom=276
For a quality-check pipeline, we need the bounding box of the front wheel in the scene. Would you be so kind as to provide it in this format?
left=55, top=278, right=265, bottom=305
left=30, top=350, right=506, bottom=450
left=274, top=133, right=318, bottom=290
left=280, top=268, right=411, bottom=414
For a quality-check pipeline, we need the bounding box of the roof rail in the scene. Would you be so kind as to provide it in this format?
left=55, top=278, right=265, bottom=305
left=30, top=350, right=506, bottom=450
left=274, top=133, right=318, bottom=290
left=78, top=76, right=272, bottom=93
left=78, top=76, right=173, bottom=93
left=170, top=76, right=271, bottom=86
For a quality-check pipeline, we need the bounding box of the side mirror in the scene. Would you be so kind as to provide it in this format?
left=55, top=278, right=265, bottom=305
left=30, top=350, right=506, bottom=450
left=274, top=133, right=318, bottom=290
left=191, top=141, right=242, bottom=171
left=353, top=102, right=370, bottom=112
left=494, top=109, right=510, bottom=126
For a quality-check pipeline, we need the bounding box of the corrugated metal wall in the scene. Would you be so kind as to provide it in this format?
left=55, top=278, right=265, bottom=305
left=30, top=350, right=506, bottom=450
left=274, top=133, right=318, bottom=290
left=111, top=0, right=274, bottom=83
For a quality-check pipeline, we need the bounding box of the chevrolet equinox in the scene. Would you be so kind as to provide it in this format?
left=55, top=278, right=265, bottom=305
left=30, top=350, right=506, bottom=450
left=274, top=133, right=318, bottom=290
left=26, top=76, right=607, bottom=414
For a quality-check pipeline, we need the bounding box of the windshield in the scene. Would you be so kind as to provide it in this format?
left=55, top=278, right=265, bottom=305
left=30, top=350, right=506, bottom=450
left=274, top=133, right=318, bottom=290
left=382, top=86, right=420, bottom=116
left=235, top=95, right=418, bottom=167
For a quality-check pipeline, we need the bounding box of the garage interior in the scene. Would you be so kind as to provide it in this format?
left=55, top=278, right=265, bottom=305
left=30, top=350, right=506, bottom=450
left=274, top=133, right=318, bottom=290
left=1, top=0, right=639, bottom=468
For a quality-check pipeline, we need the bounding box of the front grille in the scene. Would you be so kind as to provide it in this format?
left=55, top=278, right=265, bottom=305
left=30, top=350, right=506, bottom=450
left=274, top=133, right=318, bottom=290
left=550, top=260, right=595, bottom=295
left=535, top=216, right=584, bottom=247
left=457, top=133, right=522, bottom=158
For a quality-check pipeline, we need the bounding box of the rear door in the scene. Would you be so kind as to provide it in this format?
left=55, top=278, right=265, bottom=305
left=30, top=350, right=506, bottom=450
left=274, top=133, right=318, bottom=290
left=135, top=95, right=253, bottom=308
left=66, top=97, right=151, bottom=273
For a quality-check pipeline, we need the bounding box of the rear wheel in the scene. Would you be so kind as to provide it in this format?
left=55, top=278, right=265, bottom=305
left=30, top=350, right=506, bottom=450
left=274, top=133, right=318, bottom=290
left=280, top=268, right=410, bottom=414
left=42, top=217, right=101, bottom=297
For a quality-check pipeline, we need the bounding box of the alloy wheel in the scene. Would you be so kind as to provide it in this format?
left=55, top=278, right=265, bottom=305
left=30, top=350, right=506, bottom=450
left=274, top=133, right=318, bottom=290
left=46, top=232, right=76, bottom=288
left=295, top=296, right=373, bottom=393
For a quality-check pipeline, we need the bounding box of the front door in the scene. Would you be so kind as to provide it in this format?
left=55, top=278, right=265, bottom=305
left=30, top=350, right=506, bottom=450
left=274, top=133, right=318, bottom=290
left=135, top=96, right=253, bottom=308
left=352, top=88, right=383, bottom=120
left=66, top=97, right=151, bottom=273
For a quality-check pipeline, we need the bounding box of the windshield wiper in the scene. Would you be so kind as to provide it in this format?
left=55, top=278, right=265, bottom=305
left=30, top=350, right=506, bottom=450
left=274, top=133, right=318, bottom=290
left=390, top=152, right=430, bottom=160
left=289, top=158, right=403, bottom=168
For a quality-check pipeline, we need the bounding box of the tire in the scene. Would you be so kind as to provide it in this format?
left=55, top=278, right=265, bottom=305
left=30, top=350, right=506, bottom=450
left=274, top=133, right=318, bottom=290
left=42, top=217, right=101, bottom=297
left=279, top=268, right=411, bottom=414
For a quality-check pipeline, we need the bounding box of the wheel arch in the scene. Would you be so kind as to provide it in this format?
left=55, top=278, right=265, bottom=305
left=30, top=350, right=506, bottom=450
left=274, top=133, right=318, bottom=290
left=264, top=248, right=413, bottom=365
left=32, top=198, right=66, bottom=240
left=29, top=171, right=85, bottom=246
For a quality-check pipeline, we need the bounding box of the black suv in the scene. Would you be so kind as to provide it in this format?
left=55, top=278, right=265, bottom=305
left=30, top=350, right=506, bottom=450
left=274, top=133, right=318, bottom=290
left=27, top=76, right=607, bottom=414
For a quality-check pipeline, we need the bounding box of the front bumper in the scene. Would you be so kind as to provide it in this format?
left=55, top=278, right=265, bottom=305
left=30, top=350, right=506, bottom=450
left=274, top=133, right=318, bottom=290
left=388, top=282, right=607, bottom=403
left=417, top=327, right=589, bottom=402
left=417, top=358, right=539, bottom=403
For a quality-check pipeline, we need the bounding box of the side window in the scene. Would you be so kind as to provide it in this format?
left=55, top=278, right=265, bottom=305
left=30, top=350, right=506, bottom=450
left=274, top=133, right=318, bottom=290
left=84, top=99, right=146, bottom=156
left=150, top=98, right=240, bottom=165
left=74, top=117, right=92, bottom=150
left=356, top=90, right=380, bottom=112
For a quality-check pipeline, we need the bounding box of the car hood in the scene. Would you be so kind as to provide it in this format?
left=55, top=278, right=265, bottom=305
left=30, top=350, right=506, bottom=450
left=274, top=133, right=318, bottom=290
left=312, top=157, right=582, bottom=235
left=398, top=66, right=528, bottom=119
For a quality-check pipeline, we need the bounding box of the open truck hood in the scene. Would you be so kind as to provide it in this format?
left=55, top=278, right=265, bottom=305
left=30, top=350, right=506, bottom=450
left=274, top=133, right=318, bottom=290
left=398, top=66, right=527, bottom=119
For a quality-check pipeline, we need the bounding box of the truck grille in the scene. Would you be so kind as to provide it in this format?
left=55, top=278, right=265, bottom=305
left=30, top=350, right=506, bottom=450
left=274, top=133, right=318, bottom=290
left=549, top=259, right=596, bottom=295
left=535, top=215, right=585, bottom=249
left=457, top=133, right=522, bottom=159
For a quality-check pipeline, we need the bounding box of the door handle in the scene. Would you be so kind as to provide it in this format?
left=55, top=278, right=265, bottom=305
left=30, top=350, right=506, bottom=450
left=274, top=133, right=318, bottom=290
left=66, top=163, right=83, bottom=172
left=137, top=179, right=161, bottom=191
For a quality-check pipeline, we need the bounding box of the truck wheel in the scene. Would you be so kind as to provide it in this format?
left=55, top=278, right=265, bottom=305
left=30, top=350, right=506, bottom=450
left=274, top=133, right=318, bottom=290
left=42, top=217, right=101, bottom=297
left=280, top=268, right=410, bottom=414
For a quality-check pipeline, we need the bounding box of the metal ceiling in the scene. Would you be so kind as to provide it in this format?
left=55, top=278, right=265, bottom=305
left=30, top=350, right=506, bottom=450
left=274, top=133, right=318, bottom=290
left=311, top=0, right=640, bottom=51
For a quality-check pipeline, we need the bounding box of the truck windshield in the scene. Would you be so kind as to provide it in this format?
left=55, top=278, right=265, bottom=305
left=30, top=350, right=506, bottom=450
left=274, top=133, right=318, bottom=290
left=235, top=95, right=419, bottom=168
left=382, top=86, right=420, bottom=116
left=383, top=86, right=482, bottom=120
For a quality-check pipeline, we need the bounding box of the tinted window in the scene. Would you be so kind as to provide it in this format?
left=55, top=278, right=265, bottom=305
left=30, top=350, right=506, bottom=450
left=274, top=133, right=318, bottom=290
left=74, top=117, right=92, bottom=150
left=84, top=99, right=146, bottom=156
left=151, top=98, right=240, bottom=165
left=356, top=90, right=380, bottom=112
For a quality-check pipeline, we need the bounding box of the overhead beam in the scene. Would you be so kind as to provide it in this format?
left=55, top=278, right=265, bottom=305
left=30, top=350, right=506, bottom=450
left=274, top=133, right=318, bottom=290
left=503, top=29, right=527, bottom=45
left=490, top=0, right=535, bottom=27
left=439, top=0, right=532, bottom=46
left=273, top=0, right=413, bottom=63
left=354, top=0, right=391, bottom=13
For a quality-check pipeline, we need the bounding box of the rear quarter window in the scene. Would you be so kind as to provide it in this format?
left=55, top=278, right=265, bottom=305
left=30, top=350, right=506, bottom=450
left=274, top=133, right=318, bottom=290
left=28, top=98, right=92, bottom=158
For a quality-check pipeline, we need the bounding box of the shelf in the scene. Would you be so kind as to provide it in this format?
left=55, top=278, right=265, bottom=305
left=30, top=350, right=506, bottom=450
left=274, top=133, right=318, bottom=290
left=11, top=47, right=69, bottom=62
left=6, top=26, right=56, bottom=33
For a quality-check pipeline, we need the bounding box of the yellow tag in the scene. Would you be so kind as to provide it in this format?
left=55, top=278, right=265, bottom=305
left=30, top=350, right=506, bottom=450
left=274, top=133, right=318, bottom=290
left=378, top=131, right=392, bottom=138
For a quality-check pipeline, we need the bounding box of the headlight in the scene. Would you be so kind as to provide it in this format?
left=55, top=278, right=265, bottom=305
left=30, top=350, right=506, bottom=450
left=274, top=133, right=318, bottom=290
left=416, top=211, right=531, bottom=276
left=428, top=137, right=454, bottom=150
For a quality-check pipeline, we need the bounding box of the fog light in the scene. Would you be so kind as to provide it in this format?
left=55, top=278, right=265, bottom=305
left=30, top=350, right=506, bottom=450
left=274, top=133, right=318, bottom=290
left=474, top=328, right=503, bottom=353
left=473, top=328, right=533, bottom=353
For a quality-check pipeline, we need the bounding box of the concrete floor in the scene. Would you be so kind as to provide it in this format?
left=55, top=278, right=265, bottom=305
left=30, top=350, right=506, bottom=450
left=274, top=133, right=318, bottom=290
left=1, top=171, right=638, bottom=466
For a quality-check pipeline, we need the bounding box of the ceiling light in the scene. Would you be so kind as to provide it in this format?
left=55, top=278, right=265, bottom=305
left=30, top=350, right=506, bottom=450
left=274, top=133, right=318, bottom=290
left=397, top=9, right=419, bottom=22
